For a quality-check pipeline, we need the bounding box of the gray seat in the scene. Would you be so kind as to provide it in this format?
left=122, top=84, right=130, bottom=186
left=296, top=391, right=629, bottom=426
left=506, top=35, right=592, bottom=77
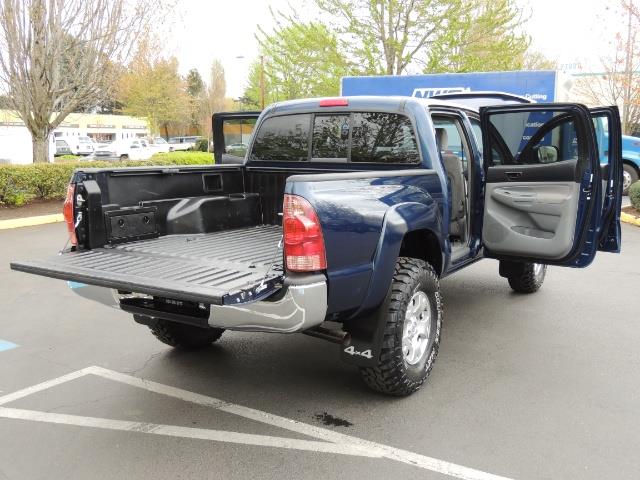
left=435, top=128, right=466, bottom=238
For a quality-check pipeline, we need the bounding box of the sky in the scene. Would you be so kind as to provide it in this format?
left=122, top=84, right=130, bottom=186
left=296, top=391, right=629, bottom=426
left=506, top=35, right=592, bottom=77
left=166, top=0, right=624, bottom=98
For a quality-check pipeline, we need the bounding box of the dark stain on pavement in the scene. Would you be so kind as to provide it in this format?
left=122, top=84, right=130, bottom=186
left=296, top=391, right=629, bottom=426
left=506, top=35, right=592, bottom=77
left=314, top=411, right=353, bottom=427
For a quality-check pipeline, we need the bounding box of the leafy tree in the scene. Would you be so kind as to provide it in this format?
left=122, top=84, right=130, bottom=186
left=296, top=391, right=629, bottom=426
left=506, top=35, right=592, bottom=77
left=424, top=0, right=530, bottom=73
left=186, top=68, right=205, bottom=131
left=118, top=52, right=189, bottom=138
left=243, top=19, right=353, bottom=106
left=201, top=59, right=227, bottom=137
left=186, top=69, right=205, bottom=97
left=314, top=0, right=468, bottom=75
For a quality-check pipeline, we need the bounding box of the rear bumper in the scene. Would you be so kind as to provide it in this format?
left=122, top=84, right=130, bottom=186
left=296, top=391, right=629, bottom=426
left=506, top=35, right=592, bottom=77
left=69, top=276, right=328, bottom=334
left=208, top=278, right=327, bottom=333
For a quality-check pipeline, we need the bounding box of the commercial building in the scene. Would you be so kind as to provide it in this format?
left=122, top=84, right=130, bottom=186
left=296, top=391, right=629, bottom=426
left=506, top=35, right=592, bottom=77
left=0, top=110, right=149, bottom=164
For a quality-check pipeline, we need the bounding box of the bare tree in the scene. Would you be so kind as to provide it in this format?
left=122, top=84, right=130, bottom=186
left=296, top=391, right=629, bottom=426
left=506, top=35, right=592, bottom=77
left=0, top=0, right=167, bottom=162
left=574, top=0, right=640, bottom=134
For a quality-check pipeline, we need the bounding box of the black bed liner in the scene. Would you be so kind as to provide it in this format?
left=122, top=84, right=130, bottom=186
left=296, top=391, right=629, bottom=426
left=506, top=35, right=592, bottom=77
left=11, top=225, right=284, bottom=305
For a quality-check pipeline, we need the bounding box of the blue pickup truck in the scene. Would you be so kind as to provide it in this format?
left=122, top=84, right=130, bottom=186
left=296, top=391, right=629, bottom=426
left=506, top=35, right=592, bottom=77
left=11, top=94, right=624, bottom=396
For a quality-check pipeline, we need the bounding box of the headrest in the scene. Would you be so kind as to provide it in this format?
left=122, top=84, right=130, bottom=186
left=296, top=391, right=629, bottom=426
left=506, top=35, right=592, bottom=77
left=435, top=127, right=448, bottom=151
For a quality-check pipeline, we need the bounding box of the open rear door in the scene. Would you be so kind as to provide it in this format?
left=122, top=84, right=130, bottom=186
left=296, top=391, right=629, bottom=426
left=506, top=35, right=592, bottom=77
left=479, top=103, right=604, bottom=267
left=212, top=111, right=261, bottom=164
left=591, top=106, right=623, bottom=252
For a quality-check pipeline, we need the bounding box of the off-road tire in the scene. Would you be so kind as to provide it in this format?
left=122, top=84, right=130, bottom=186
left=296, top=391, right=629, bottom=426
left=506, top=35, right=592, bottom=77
left=359, top=257, right=442, bottom=396
left=507, top=263, right=546, bottom=294
left=149, top=320, right=224, bottom=349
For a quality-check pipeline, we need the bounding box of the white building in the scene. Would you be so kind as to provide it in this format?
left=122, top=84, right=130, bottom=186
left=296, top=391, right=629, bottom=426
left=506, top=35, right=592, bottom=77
left=0, top=110, right=149, bottom=164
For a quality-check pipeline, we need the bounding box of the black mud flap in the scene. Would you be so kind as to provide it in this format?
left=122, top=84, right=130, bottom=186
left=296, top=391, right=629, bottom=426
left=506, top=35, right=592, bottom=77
left=11, top=226, right=284, bottom=306
left=340, top=299, right=390, bottom=368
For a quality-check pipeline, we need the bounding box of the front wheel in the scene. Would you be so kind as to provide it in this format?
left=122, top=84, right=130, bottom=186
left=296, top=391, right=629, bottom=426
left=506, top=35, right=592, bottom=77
left=359, top=257, right=442, bottom=396
left=507, top=262, right=547, bottom=294
left=119, top=154, right=129, bottom=161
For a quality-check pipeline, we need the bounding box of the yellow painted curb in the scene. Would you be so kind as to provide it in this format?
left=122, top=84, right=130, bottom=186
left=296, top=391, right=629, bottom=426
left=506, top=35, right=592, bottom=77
left=621, top=212, right=640, bottom=227
left=0, top=213, right=64, bottom=230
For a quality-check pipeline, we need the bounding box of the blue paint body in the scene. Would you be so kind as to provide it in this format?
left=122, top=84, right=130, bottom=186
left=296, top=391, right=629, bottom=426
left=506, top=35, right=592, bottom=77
left=0, top=340, right=18, bottom=352
left=248, top=96, right=621, bottom=321
left=621, top=135, right=640, bottom=172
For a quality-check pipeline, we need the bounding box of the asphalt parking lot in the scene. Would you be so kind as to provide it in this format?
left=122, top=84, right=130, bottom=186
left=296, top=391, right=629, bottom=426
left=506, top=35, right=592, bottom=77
left=1, top=222, right=639, bottom=480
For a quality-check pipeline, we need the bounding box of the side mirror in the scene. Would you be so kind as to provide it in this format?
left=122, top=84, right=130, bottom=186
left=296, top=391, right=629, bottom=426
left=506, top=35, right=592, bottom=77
left=534, top=145, right=558, bottom=164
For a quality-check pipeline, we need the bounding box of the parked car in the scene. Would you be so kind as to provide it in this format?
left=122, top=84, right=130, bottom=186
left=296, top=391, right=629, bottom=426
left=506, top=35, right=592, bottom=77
left=93, top=138, right=152, bottom=161
left=225, top=142, right=248, bottom=152
left=12, top=94, right=623, bottom=396
left=168, top=136, right=202, bottom=151
left=147, top=136, right=172, bottom=153
left=620, top=135, right=640, bottom=194
left=54, top=136, right=95, bottom=156
left=54, top=139, right=73, bottom=156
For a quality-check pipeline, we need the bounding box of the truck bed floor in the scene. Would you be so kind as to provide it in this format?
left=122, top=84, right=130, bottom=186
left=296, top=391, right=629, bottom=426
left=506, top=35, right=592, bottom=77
left=11, top=225, right=284, bottom=305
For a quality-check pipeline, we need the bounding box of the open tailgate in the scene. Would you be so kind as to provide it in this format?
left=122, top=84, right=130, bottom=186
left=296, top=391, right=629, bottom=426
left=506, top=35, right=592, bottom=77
left=11, top=225, right=283, bottom=306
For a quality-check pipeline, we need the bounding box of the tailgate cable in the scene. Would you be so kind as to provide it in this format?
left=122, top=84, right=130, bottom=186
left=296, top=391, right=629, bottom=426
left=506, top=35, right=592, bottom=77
left=258, top=235, right=283, bottom=291
left=58, top=212, right=82, bottom=255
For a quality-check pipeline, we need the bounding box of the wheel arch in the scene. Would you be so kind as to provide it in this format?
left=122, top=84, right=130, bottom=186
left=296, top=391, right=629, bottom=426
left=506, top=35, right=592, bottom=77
left=398, top=228, right=443, bottom=277
left=623, top=158, right=640, bottom=174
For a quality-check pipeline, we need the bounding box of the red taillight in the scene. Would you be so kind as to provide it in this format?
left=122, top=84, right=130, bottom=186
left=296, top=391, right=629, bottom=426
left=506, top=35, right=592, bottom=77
left=319, top=98, right=348, bottom=107
left=63, top=183, right=77, bottom=246
left=283, top=194, right=326, bottom=272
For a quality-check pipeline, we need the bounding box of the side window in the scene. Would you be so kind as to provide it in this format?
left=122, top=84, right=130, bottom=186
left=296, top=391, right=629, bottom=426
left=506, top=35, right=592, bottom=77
left=223, top=118, right=256, bottom=159
left=251, top=114, right=311, bottom=161
left=469, top=118, right=483, bottom=156
left=351, top=113, right=420, bottom=164
left=488, top=111, right=579, bottom=165
left=312, top=114, right=349, bottom=159
left=432, top=116, right=471, bottom=172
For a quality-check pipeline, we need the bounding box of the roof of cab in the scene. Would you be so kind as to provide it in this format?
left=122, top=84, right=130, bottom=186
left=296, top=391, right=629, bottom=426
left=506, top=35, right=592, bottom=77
left=264, top=92, right=531, bottom=117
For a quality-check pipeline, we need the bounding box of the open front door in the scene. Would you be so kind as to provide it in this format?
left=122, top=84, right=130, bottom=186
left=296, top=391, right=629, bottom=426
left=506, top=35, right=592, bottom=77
left=591, top=107, right=623, bottom=252
left=480, top=104, right=604, bottom=267
left=212, top=111, right=261, bottom=164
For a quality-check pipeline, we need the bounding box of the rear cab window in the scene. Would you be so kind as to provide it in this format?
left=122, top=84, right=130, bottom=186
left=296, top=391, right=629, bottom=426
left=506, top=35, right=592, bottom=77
left=249, top=111, right=420, bottom=165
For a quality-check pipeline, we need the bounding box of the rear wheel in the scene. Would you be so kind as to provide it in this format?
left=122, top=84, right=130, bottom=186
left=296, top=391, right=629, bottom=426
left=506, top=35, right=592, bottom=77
left=359, top=257, right=442, bottom=396
left=149, top=320, right=224, bottom=349
left=623, top=163, right=638, bottom=195
left=119, top=154, right=129, bottom=161
left=507, top=262, right=546, bottom=293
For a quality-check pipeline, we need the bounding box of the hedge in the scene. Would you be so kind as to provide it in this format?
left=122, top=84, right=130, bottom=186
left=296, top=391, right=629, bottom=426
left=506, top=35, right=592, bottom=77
left=630, top=181, right=640, bottom=210
left=0, top=151, right=215, bottom=206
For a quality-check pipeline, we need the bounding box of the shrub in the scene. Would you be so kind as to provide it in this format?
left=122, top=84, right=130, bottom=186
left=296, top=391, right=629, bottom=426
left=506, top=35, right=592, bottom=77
left=630, top=181, right=640, bottom=210
left=194, top=138, right=209, bottom=152
left=0, top=153, right=215, bottom=206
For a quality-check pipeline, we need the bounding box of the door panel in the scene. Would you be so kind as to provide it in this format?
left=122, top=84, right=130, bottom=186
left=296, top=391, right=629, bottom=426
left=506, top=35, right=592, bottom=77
left=480, top=104, right=602, bottom=266
left=486, top=159, right=577, bottom=183
left=484, top=182, right=579, bottom=258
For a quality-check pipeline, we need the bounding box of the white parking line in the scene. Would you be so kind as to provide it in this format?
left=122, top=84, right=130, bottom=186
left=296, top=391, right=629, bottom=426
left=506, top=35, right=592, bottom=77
left=0, top=366, right=514, bottom=480
left=0, top=407, right=378, bottom=457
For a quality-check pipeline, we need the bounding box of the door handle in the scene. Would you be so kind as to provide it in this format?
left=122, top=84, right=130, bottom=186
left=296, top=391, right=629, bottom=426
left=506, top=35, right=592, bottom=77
left=505, top=171, right=523, bottom=181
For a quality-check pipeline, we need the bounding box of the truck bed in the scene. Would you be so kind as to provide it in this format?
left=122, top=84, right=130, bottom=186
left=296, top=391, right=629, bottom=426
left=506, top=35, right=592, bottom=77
left=11, top=225, right=284, bottom=305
